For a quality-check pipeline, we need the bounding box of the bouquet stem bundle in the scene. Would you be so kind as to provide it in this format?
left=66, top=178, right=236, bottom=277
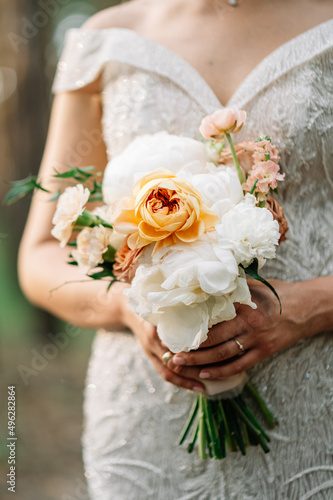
left=179, top=382, right=277, bottom=459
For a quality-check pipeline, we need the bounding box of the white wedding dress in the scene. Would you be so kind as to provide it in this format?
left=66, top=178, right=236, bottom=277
left=52, top=21, right=333, bottom=499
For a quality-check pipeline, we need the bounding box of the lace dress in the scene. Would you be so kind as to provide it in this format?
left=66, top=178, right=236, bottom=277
left=52, top=21, right=333, bottom=499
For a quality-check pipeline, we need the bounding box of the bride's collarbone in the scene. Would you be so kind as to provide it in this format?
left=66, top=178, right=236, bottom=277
left=86, top=0, right=333, bottom=102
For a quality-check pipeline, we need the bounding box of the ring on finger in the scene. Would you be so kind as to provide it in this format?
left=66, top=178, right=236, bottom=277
left=161, top=351, right=174, bottom=366
left=233, top=338, right=245, bottom=355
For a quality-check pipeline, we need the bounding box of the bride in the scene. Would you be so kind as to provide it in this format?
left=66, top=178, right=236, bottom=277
left=18, top=0, right=333, bottom=498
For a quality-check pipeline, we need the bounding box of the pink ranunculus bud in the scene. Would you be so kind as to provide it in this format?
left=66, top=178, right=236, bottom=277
left=199, top=108, right=247, bottom=140
left=232, top=110, right=247, bottom=133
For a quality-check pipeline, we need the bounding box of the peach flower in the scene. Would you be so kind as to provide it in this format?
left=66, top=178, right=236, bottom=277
left=266, top=196, right=289, bottom=243
left=219, top=141, right=257, bottom=174
left=199, top=108, right=247, bottom=140
left=112, top=169, right=219, bottom=253
left=252, top=139, right=280, bottom=164
left=242, top=161, right=285, bottom=201
left=113, top=238, right=143, bottom=283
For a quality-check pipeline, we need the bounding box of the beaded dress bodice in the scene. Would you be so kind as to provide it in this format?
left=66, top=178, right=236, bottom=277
left=53, top=22, right=333, bottom=499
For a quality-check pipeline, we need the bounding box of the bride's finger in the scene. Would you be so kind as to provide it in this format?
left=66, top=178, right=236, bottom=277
left=172, top=335, right=251, bottom=367
left=198, top=349, right=261, bottom=380
left=150, top=353, right=205, bottom=393
left=199, top=315, right=248, bottom=348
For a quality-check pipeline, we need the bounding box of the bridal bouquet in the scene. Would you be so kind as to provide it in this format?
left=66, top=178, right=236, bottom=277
left=5, top=108, right=288, bottom=460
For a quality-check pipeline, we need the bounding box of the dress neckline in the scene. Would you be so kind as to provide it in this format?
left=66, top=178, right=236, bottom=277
left=65, top=18, right=333, bottom=112
left=101, top=18, right=333, bottom=108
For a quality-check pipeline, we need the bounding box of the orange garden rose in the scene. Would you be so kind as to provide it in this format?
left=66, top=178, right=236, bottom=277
left=112, top=169, right=219, bottom=253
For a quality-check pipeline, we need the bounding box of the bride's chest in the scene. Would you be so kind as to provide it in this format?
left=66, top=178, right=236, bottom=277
left=101, top=65, right=207, bottom=159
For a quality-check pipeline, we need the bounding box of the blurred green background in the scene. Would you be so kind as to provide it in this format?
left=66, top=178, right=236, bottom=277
left=0, top=1, right=126, bottom=499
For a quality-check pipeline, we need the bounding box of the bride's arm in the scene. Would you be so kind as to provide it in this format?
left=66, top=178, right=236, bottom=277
left=18, top=88, right=133, bottom=330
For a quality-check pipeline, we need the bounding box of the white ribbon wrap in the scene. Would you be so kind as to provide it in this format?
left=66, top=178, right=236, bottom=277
left=203, top=372, right=248, bottom=398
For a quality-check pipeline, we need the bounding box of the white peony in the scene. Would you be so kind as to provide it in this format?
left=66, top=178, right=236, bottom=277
left=177, top=163, right=244, bottom=218
left=216, top=194, right=280, bottom=267
left=125, top=239, right=256, bottom=353
left=103, top=132, right=208, bottom=205
left=153, top=238, right=239, bottom=296
left=72, top=225, right=115, bottom=274
left=51, top=184, right=90, bottom=247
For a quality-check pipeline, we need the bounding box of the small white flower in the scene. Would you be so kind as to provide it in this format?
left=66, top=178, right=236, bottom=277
left=72, top=225, right=114, bottom=274
left=93, top=205, right=124, bottom=250
left=51, top=184, right=90, bottom=247
left=216, top=194, right=280, bottom=267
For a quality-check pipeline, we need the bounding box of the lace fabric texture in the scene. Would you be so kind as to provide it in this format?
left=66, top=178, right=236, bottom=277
left=53, top=21, right=333, bottom=499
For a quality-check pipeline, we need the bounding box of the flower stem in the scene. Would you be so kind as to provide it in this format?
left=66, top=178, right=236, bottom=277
left=229, top=399, right=270, bottom=454
left=245, top=382, right=278, bottom=428
left=203, top=398, right=223, bottom=459
left=250, top=178, right=259, bottom=195
left=237, top=395, right=270, bottom=442
left=218, top=400, right=233, bottom=452
left=187, top=420, right=199, bottom=454
left=76, top=210, right=113, bottom=229
left=198, top=396, right=208, bottom=459
left=225, top=132, right=245, bottom=184
left=178, top=397, right=199, bottom=445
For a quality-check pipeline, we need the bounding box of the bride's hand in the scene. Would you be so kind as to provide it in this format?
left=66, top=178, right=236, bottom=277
left=126, top=309, right=206, bottom=392
left=167, top=279, right=312, bottom=381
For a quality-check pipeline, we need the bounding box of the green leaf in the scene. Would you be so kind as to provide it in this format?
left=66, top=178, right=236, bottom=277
left=93, top=179, right=103, bottom=191
left=53, top=165, right=96, bottom=181
left=49, top=189, right=61, bottom=202
left=67, top=260, right=78, bottom=266
left=257, top=135, right=271, bottom=142
left=88, top=194, right=104, bottom=202
left=87, top=261, right=115, bottom=280
left=178, top=397, right=199, bottom=445
left=241, top=259, right=282, bottom=314
left=103, top=245, right=117, bottom=264
left=250, top=178, right=259, bottom=195
left=3, top=176, right=50, bottom=205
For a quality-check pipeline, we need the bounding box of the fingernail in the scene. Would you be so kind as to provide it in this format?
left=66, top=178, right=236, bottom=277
left=193, top=386, right=204, bottom=393
left=173, top=356, right=185, bottom=365
left=199, top=371, right=211, bottom=379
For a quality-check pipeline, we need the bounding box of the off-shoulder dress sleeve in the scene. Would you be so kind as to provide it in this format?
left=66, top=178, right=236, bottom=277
left=52, top=29, right=111, bottom=93
left=51, top=27, right=221, bottom=114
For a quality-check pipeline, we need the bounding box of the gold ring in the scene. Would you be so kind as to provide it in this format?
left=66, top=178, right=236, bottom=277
left=233, top=338, right=245, bottom=355
left=161, top=351, right=174, bottom=366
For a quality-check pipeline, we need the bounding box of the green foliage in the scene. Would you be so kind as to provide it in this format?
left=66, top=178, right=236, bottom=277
left=241, top=259, right=282, bottom=313
left=3, top=176, right=49, bottom=205
left=256, top=135, right=271, bottom=142
left=53, top=165, right=96, bottom=182
left=249, top=178, right=258, bottom=195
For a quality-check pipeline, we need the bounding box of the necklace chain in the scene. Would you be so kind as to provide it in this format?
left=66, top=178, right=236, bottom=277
left=228, top=0, right=238, bottom=6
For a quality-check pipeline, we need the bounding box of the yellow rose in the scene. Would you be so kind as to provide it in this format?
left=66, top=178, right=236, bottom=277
left=112, top=169, right=219, bottom=253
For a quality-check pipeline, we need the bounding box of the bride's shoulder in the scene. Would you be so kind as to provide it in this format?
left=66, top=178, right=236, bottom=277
left=82, top=0, right=151, bottom=31
left=53, top=1, right=155, bottom=94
